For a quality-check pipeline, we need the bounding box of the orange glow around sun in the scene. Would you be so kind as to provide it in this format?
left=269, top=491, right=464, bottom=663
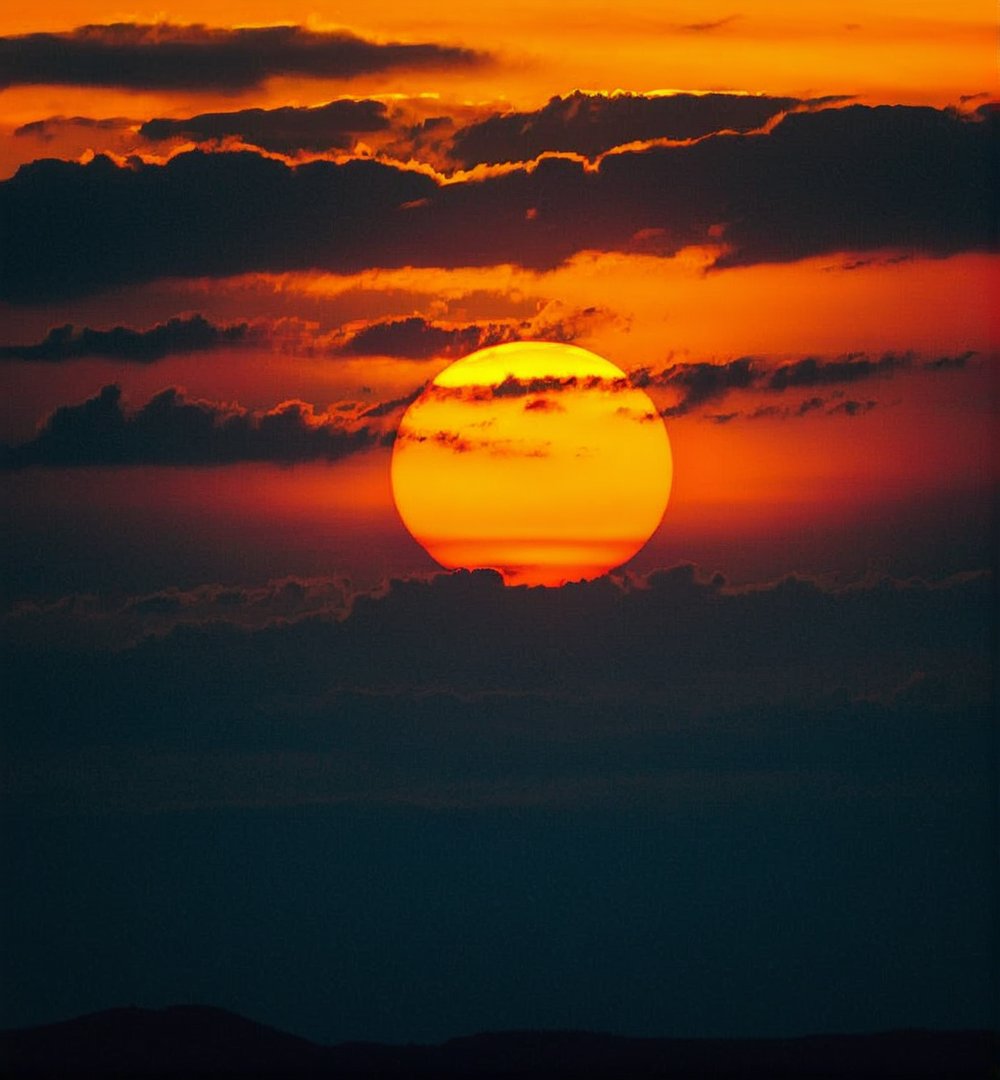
left=391, top=341, right=672, bottom=585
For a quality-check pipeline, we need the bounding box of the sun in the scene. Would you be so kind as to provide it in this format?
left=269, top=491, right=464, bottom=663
left=391, top=341, right=672, bottom=585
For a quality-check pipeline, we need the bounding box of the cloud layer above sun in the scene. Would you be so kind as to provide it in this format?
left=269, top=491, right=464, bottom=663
left=0, top=23, right=487, bottom=90
left=3, top=104, right=992, bottom=304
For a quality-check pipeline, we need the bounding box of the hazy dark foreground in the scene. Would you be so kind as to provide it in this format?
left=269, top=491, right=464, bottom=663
left=1, top=1005, right=995, bottom=1078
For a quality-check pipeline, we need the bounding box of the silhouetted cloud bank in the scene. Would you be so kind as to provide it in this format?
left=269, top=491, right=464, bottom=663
left=1, top=385, right=388, bottom=467
left=446, top=90, right=845, bottom=166
left=2, top=105, right=991, bottom=301
left=3, top=565, right=991, bottom=806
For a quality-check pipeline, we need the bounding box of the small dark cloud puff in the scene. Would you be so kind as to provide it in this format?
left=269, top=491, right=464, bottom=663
left=1, top=105, right=992, bottom=303
left=678, top=14, right=741, bottom=32
left=523, top=397, right=565, bottom=412
left=797, top=396, right=826, bottom=415
left=657, top=358, right=756, bottom=416
left=0, top=385, right=387, bottom=468
left=828, top=399, right=878, bottom=416
left=0, top=23, right=486, bottom=91
left=0, top=315, right=256, bottom=363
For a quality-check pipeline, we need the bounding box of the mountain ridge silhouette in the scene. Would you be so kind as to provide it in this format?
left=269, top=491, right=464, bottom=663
left=1, top=1004, right=995, bottom=1077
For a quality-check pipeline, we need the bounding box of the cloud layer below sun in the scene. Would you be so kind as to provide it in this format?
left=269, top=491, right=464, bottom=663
left=5, top=563, right=992, bottom=810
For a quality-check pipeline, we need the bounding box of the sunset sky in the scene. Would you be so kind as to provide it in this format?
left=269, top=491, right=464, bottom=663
left=1, top=0, right=996, bottom=1048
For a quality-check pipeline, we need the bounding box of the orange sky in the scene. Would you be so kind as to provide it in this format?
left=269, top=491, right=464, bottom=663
left=0, top=0, right=994, bottom=116
left=0, top=0, right=995, bottom=592
left=3, top=2, right=998, bottom=1059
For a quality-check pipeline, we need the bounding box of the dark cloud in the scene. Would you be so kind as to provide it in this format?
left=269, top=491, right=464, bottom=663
left=447, top=90, right=830, bottom=167
left=426, top=373, right=624, bottom=403
left=1, top=385, right=387, bottom=468
left=523, top=397, right=564, bottom=412
left=1, top=105, right=991, bottom=302
left=828, top=398, right=877, bottom=416
left=745, top=404, right=784, bottom=419
left=708, top=104, right=996, bottom=269
left=3, top=566, right=992, bottom=758
left=766, top=352, right=909, bottom=390
left=678, top=15, right=741, bottom=32
left=0, top=314, right=256, bottom=363
left=709, top=395, right=877, bottom=423
left=14, top=115, right=133, bottom=140
left=334, top=315, right=518, bottom=360
left=3, top=344, right=956, bottom=457
left=392, top=425, right=551, bottom=458
left=4, top=577, right=350, bottom=650
left=827, top=253, right=914, bottom=271
left=0, top=150, right=437, bottom=302
left=649, top=349, right=964, bottom=417
left=924, top=350, right=975, bottom=370
left=331, top=308, right=605, bottom=359
left=796, top=396, right=826, bottom=415
left=357, top=387, right=426, bottom=419
left=140, top=99, right=391, bottom=154
left=0, top=23, right=486, bottom=91
left=0, top=309, right=605, bottom=365
left=10, top=91, right=849, bottom=173
left=397, top=423, right=553, bottom=457
left=657, top=358, right=756, bottom=416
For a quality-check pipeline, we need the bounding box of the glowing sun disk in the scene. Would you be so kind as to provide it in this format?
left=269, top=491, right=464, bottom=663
left=391, top=341, right=672, bottom=585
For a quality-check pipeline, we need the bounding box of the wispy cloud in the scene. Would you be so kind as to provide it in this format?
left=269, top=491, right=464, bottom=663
left=678, top=14, right=741, bottom=32
left=0, top=315, right=258, bottom=363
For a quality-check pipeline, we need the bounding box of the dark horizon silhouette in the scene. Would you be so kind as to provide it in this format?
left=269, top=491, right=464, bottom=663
left=1, top=1004, right=995, bottom=1078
